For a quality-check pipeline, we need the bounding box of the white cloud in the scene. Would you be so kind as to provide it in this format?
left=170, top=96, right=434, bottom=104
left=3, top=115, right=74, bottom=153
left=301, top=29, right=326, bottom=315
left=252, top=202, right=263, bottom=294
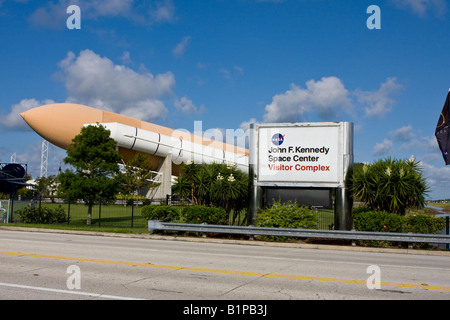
left=376, top=124, right=440, bottom=156
left=263, top=76, right=352, bottom=122
left=28, top=0, right=70, bottom=29
left=372, top=139, right=393, bottom=156
left=355, top=77, right=403, bottom=118
left=120, top=100, right=168, bottom=122
left=89, top=0, right=134, bottom=17
left=263, top=77, right=403, bottom=123
left=149, top=0, right=176, bottom=23
left=172, top=36, right=191, bottom=58
left=174, top=96, right=205, bottom=115
left=420, top=161, right=450, bottom=199
left=240, top=118, right=258, bottom=131
left=220, top=66, right=245, bottom=82
left=29, top=0, right=175, bottom=29
left=0, top=98, right=55, bottom=130
left=389, top=0, right=447, bottom=16
left=389, top=124, right=415, bottom=141
left=421, top=135, right=441, bottom=153
left=57, top=49, right=175, bottom=121
left=120, top=51, right=132, bottom=65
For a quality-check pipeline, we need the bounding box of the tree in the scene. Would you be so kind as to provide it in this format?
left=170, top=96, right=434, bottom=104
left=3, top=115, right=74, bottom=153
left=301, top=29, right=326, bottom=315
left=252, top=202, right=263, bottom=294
left=34, top=175, right=57, bottom=199
left=351, top=157, right=429, bottom=215
left=120, top=152, right=158, bottom=204
left=57, top=124, right=122, bottom=225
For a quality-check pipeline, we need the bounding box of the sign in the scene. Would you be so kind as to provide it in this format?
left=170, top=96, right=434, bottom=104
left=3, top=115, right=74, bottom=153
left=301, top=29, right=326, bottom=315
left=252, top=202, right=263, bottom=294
left=253, top=123, right=352, bottom=188
left=248, top=122, right=354, bottom=230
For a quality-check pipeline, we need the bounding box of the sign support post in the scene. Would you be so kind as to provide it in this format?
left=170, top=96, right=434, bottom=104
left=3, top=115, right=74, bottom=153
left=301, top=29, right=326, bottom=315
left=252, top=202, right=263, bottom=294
left=248, top=123, right=261, bottom=226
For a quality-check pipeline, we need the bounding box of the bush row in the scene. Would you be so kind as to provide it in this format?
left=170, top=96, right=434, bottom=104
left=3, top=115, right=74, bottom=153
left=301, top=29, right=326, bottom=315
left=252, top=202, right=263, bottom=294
left=353, top=207, right=445, bottom=234
left=141, top=205, right=229, bottom=225
left=17, top=206, right=66, bottom=224
left=141, top=204, right=445, bottom=237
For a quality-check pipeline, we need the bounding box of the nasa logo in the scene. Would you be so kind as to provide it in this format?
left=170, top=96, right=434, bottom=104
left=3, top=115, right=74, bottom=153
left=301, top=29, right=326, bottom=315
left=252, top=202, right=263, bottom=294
left=272, top=133, right=285, bottom=146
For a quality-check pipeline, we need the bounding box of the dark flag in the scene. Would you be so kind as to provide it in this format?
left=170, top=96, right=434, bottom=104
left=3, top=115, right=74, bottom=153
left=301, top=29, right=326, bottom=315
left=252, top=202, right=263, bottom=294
left=435, top=91, right=450, bottom=165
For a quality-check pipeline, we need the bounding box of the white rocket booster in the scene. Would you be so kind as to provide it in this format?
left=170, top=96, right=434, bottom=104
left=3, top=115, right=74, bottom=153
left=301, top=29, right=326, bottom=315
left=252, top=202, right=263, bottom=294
left=95, top=122, right=249, bottom=173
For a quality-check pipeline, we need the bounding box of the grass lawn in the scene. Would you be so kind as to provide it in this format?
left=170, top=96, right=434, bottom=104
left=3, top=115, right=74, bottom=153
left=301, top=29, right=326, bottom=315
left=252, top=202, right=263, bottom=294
left=9, top=201, right=149, bottom=229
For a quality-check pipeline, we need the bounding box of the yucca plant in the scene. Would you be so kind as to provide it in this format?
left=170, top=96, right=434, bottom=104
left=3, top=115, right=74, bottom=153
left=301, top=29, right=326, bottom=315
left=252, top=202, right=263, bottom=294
left=172, top=162, right=249, bottom=224
left=351, top=157, right=429, bottom=215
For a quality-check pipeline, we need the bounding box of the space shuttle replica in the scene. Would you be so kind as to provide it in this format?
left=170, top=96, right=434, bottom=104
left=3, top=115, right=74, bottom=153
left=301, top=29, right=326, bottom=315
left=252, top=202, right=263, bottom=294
left=21, top=103, right=249, bottom=198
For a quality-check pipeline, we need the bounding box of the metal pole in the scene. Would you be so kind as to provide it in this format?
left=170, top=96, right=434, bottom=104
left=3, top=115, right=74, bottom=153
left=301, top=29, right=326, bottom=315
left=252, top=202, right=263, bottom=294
left=98, top=200, right=101, bottom=227
left=9, top=196, right=14, bottom=223
left=446, top=216, right=449, bottom=250
left=6, top=198, right=10, bottom=224
left=38, top=195, right=42, bottom=224
left=334, top=122, right=354, bottom=231
left=131, top=200, right=134, bottom=228
left=67, top=199, right=71, bottom=225
left=247, top=123, right=261, bottom=226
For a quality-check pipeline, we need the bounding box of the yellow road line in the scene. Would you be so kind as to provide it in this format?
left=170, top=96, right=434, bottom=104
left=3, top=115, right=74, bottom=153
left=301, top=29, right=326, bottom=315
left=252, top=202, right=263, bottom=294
left=1, top=250, right=449, bottom=292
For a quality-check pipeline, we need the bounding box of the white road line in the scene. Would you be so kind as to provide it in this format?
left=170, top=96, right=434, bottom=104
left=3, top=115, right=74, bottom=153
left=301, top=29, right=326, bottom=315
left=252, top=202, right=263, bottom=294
left=0, top=282, right=146, bottom=300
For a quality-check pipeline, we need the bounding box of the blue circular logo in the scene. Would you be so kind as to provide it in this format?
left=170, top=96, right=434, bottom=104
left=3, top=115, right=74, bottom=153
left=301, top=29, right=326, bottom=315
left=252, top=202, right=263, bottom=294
left=271, top=133, right=285, bottom=146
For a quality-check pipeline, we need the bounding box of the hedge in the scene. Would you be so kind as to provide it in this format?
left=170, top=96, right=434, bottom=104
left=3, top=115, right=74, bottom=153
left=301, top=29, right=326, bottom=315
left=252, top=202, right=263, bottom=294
left=182, top=206, right=229, bottom=225
left=353, top=209, right=445, bottom=234
left=140, top=205, right=180, bottom=222
left=17, top=206, right=66, bottom=224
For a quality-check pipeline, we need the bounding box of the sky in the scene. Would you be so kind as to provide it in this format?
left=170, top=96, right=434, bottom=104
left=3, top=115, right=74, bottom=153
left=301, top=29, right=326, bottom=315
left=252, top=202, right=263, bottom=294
left=0, top=0, right=449, bottom=200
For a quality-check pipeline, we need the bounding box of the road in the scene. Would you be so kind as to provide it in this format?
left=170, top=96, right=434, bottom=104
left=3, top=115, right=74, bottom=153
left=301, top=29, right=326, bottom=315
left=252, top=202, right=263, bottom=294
left=0, top=228, right=449, bottom=303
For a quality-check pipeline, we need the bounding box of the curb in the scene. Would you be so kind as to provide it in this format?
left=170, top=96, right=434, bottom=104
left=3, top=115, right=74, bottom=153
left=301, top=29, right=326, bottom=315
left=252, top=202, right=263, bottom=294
left=1, top=226, right=450, bottom=257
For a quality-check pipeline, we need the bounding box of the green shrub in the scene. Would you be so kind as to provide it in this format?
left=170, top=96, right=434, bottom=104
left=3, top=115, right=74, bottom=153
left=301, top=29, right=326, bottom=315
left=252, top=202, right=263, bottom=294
left=353, top=209, right=446, bottom=248
left=256, top=200, right=319, bottom=229
left=353, top=210, right=404, bottom=233
left=17, top=205, right=66, bottom=224
left=404, top=214, right=445, bottom=234
left=140, top=205, right=180, bottom=222
left=353, top=210, right=445, bottom=235
left=182, top=206, right=228, bottom=225
left=17, top=207, right=38, bottom=224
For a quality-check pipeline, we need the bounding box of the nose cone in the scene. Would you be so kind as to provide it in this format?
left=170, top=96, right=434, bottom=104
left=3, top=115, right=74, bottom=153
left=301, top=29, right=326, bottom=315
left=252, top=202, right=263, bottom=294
left=20, top=103, right=103, bottom=149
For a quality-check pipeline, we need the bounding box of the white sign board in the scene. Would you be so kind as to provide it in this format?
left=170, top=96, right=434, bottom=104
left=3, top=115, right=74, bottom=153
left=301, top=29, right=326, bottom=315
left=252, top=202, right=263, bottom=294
left=255, top=123, right=351, bottom=187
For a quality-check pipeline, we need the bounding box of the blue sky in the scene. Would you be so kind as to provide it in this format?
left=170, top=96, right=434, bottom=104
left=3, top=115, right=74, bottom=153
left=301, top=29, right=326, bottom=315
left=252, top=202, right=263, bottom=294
left=0, top=0, right=449, bottom=199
